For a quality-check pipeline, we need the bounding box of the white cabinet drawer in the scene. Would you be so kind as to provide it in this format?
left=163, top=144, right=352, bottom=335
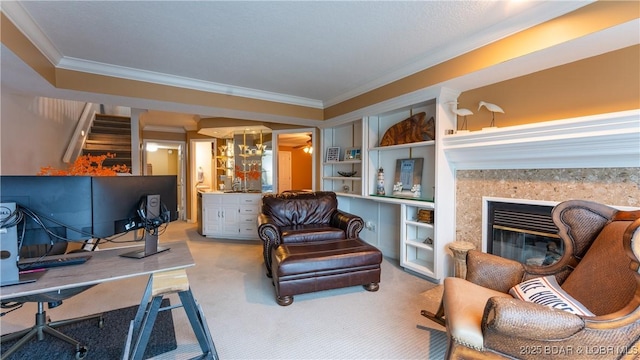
left=239, top=214, right=257, bottom=224
left=239, top=205, right=259, bottom=215
left=239, top=225, right=258, bottom=235
left=238, top=194, right=261, bottom=205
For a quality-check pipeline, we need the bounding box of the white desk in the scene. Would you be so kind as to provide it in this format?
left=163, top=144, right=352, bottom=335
left=0, top=241, right=217, bottom=359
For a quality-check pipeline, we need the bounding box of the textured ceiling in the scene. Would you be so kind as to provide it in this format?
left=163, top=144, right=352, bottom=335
left=7, top=1, right=590, bottom=109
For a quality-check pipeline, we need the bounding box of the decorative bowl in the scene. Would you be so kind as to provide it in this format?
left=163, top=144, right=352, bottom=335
left=338, top=171, right=357, bottom=177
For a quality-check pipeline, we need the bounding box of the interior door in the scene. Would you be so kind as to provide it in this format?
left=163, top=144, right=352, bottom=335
left=143, top=140, right=186, bottom=220
left=278, top=151, right=292, bottom=191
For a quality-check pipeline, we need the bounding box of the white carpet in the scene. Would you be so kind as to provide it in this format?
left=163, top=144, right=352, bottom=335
left=0, top=222, right=448, bottom=360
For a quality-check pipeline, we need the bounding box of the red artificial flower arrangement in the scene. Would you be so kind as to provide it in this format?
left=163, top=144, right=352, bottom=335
left=38, top=153, right=130, bottom=176
left=234, top=165, right=261, bottom=181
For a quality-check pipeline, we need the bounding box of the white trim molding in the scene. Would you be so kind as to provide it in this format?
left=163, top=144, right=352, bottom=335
left=442, top=110, right=640, bottom=170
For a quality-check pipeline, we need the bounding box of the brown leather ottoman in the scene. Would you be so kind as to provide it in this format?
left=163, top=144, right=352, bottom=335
left=270, top=238, right=382, bottom=306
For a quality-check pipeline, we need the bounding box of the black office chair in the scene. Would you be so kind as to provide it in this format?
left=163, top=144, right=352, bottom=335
left=0, top=241, right=103, bottom=360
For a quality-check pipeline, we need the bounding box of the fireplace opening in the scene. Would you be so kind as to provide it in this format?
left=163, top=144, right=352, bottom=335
left=487, top=201, right=561, bottom=266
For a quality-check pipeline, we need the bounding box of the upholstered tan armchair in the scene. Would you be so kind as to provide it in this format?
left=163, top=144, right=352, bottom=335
left=423, top=200, right=640, bottom=359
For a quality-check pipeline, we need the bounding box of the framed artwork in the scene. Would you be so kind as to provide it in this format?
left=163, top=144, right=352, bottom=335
left=344, top=147, right=361, bottom=161
left=326, top=147, right=340, bottom=162
left=393, top=158, right=424, bottom=197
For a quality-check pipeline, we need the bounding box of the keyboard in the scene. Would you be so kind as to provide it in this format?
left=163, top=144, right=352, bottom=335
left=18, top=254, right=92, bottom=271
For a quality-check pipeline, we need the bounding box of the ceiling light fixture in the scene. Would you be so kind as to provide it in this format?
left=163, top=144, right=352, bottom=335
left=303, top=135, right=313, bottom=154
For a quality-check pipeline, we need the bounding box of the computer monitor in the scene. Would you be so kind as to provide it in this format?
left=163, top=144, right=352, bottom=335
left=0, top=176, right=94, bottom=286
left=0, top=176, right=94, bottom=245
left=91, top=175, right=178, bottom=258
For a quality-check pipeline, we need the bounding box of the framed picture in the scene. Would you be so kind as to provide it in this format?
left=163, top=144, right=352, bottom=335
left=393, top=158, right=424, bottom=198
left=344, top=147, right=361, bottom=161
left=326, top=147, right=341, bottom=162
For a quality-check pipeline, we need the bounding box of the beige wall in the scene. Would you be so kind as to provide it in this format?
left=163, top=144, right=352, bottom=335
left=455, top=168, right=640, bottom=250
left=146, top=149, right=178, bottom=175
left=457, top=45, right=640, bottom=129
left=0, top=92, right=85, bottom=175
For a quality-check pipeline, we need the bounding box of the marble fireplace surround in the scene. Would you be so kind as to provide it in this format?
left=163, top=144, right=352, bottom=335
left=442, top=110, right=640, bottom=249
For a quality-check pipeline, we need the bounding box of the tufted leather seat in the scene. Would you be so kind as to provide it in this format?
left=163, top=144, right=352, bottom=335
left=258, top=191, right=381, bottom=305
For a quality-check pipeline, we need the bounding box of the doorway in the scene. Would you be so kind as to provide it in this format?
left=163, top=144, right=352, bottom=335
left=272, top=128, right=316, bottom=193
left=142, top=140, right=186, bottom=221
left=188, top=139, right=216, bottom=223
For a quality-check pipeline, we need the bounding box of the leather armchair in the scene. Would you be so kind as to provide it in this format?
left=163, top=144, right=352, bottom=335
left=424, top=200, right=640, bottom=359
left=257, top=191, right=364, bottom=277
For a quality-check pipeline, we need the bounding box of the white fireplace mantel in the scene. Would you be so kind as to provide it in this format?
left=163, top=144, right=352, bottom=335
left=442, top=110, right=640, bottom=170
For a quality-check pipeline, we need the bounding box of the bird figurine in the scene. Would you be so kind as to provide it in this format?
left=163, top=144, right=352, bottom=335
left=447, top=102, right=473, bottom=132
left=478, top=101, right=504, bottom=128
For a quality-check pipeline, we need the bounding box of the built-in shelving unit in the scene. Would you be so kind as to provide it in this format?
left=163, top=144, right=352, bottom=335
left=401, top=203, right=436, bottom=277
left=321, top=121, right=363, bottom=196
left=320, top=87, right=459, bottom=282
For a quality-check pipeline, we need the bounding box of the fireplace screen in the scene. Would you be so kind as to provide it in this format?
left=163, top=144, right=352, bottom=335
left=487, top=202, right=562, bottom=266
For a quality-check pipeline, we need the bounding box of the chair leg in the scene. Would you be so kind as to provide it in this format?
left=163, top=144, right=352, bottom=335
left=421, top=299, right=446, bottom=327
left=0, top=302, right=101, bottom=360
left=276, top=295, right=293, bottom=306
left=363, top=282, right=379, bottom=292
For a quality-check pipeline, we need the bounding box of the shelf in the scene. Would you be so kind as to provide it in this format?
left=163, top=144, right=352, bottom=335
left=403, top=261, right=435, bottom=278
left=405, top=220, right=434, bottom=228
left=406, top=239, right=434, bottom=251
left=324, top=160, right=361, bottom=165
left=369, top=140, right=435, bottom=151
left=442, top=110, right=639, bottom=170
left=368, top=194, right=434, bottom=206
left=323, top=176, right=362, bottom=181
left=239, top=154, right=263, bottom=158
left=334, top=192, right=363, bottom=198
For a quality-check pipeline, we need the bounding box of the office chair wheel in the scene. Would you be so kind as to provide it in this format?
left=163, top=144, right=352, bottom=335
left=76, top=345, right=88, bottom=359
left=98, top=316, right=105, bottom=328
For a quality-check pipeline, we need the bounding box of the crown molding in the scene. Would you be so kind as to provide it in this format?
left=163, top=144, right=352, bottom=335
left=142, top=125, right=187, bottom=133
left=0, top=1, right=62, bottom=65
left=57, top=57, right=324, bottom=109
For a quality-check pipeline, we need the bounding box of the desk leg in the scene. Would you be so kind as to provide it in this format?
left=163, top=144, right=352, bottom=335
left=124, top=276, right=218, bottom=360
left=131, top=275, right=154, bottom=333
left=178, top=289, right=218, bottom=359
left=130, top=296, right=163, bottom=360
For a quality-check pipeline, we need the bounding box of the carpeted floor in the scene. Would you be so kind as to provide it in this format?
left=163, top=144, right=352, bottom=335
left=1, top=299, right=176, bottom=360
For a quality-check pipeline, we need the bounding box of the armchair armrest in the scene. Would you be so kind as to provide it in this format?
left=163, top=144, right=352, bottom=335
left=482, top=297, right=585, bottom=356
left=466, top=250, right=526, bottom=293
left=257, top=213, right=282, bottom=277
left=330, top=210, right=364, bottom=238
